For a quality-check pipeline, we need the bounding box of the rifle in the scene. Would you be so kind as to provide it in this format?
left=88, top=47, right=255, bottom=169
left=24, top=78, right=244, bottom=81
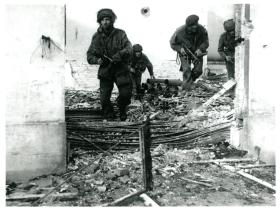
left=103, top=54, right=113, bottom=63
left=182, top=43, right=207, bottom=66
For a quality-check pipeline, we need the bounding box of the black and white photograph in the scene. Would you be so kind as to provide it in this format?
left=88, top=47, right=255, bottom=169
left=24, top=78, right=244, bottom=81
left=2, top=0, right=279, bottom=208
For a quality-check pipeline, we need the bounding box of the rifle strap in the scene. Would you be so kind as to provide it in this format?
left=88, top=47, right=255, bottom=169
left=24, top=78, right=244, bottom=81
left=176, top=53, right=181, bottom=65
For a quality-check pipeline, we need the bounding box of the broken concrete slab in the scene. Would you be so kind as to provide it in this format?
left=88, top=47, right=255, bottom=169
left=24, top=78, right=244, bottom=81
left=97, top=186, right=107, bottom=192
left=114, top=169, right=130, bottom=177
left=119, top=175, right=130, bottom=184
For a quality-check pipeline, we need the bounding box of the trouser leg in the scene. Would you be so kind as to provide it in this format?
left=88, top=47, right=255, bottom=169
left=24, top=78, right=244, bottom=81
left=135, top=73, right=142, bottom=99
left=114, top=69, right=133, bottom=120
left=116, top=80, right=132, bottom=121
left=226, top=61, right=235, bottom=79
left=99, top=78, right=114, bottom=118
left=129, top=72, right=137, bottom=96
left=192, top=58, right=203, bottom=81
left=180, top=56, right=192, bottom=91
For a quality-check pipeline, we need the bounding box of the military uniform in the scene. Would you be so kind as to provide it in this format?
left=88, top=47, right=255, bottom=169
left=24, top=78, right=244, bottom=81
left=170, top=15, right=209, bottom=90
left=130, top=51, right=153, bottom=96
left=87, top=9, right=133, bottom=120
left=218, top=19, right=236, bottom=79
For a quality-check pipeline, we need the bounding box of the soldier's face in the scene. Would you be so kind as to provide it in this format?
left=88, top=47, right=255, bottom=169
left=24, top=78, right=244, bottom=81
left=229, top=30, right=235, bottom=36
left=189, top=24, right=198, bottom=33
left=101, top=17, right=112, bottom=29
left=135, top=51, right=142, bottom=57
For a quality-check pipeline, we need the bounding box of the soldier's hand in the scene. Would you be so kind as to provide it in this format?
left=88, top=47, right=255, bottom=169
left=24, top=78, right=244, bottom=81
left=112, top=53, right=122, bottom=63
left=180, top=47, right=186, bottom=55
left=195, top=49, right=203, bottom=57
left=235, top=37, right=245, bottom=43
left=97, top=58, right=103, bottom=65
left=225, top=56, right=234, bottom=63
left=130, top=67, right=135, bottom=73
left=150, top=75, right=155, bottom=79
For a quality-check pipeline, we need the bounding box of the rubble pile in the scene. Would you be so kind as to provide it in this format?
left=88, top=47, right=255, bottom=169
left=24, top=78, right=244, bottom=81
left=6, top=144, right=274, bottom=206
left=6, top=151, right=145, bottom=206
left=66, top=73, right=235, bottom=152
left=65, top=90, right=102, bottom=111
left=7, top=71, right=276, bottom=207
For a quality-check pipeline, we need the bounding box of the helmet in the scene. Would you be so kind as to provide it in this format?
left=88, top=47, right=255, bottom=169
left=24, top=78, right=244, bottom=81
left=223, top=19, right=235, bottom=32
left=97, top=8, right=117, bottom=24
left=185, top=14, right=199, bottom=26
left=133, top=44, right=143, bottom=52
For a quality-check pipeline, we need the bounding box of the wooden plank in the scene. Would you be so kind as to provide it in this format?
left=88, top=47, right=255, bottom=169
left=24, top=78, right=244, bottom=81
left=103, top=189, right=146, bottom=206
left=149, top=111, right=161, bottom=120
left=215, top=163, right=276, bottom=192
left=187, top=158, right=256, bottom=164
left=129, top=188, right=160, bottom=207
left=6, top=192, right=78, bottom=202
left=178, top=79, right=236, bottom=127
left=195, top=79, right=236, bottom=110
left=237, top=164, right=275, bottom=169
left=139, top=193, right=160, bottom=207
left=139, top=117, right=153, bottom=191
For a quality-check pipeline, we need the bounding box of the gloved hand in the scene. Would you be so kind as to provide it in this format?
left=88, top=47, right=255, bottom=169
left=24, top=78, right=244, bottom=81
left=235, top=37, right=245, bottom=43
left=112, top=53, right=122, bottom=63
left=150, top=75, right=155, bottom=79
left=195, top=49, right=203, bottom=57
left=180, top=47, right=186, bottom=55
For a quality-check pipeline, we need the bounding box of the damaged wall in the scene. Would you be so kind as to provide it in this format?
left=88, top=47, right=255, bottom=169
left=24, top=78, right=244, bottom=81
left=234, top=4, right=279, bottom=164
left=5, top=5, right=67, bottom=182
left=247, top=4, right=278, bottom=163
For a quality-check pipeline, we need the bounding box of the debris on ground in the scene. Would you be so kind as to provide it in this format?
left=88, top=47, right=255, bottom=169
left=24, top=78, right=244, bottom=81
left=7, top=69, right=275, bottom=206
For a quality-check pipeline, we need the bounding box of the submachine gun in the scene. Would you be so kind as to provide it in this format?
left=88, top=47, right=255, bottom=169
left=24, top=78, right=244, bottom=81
left=181, top=43, right=207, bottom=66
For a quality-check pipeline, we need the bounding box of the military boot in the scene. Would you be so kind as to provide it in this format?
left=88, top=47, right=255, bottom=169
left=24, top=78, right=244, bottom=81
left=119, top=107, right=127, bottom=121
left=103, top=105, right=115, bottom=120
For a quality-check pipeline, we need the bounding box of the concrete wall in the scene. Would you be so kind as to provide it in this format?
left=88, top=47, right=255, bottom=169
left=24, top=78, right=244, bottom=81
left=247, top=4, right=278, bottom=163
left=233, top=4, right=279, bottom=164
left=5, top=5, right=67, bottom=182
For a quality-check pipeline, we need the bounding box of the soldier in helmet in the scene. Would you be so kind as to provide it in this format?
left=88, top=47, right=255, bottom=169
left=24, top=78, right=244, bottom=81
left=129, top=44, right=154, bottom=100
left=170, top=14, right=209, bottom=91
left=218, top=19, right=240, bottom=79
left=87, top=8, right=133, bottom=121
